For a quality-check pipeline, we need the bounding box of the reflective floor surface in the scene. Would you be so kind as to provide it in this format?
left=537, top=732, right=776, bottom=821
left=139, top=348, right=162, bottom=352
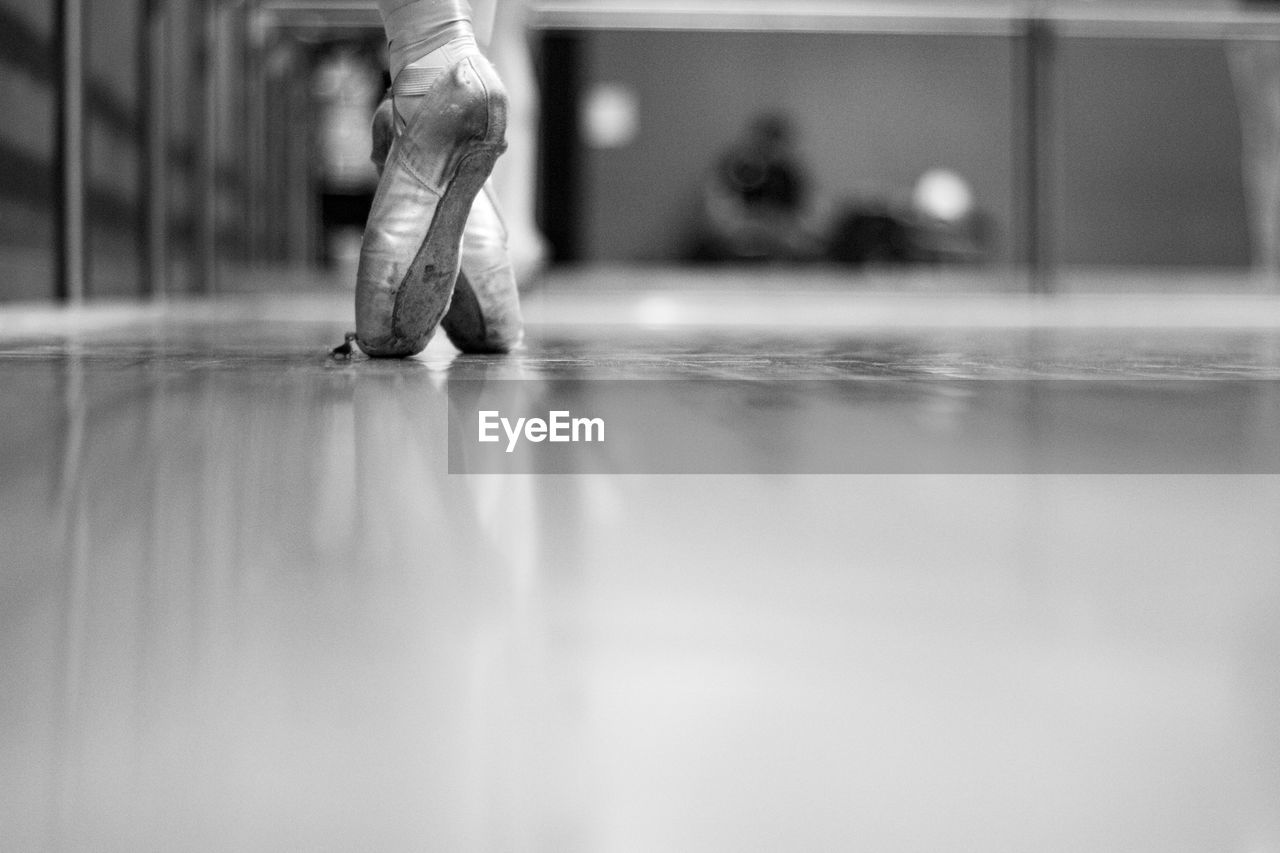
left=3, top=273, right=1280, bottom=851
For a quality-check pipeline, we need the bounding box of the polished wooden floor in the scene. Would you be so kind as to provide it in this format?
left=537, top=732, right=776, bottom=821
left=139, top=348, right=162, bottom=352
left=4, top=269, right=1280, bottom=851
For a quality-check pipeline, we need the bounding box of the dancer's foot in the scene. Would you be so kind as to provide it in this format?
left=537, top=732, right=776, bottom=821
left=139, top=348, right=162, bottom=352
left=354, top=55, right=508, bottom=357
left=443, top=181, right=524, bottom=353
left=369, top=87, right=524, bottom=354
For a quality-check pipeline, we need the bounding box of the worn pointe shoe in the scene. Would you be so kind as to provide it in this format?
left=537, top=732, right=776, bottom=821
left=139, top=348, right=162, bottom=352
left=355, top=56, right=508, bottom=358
left=443, top=181, right=524, bottom=353
left=370, top=92, right=395, bottom=178
left=370, top=88, right=523, bottom=354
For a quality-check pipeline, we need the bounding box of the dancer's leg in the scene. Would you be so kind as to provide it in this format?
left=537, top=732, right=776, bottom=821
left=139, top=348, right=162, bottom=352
left=484, top=0, right=549, bottom=283
left=376, top=0, right=475, bottom=82
left=468, top=0, right=496, bottom=47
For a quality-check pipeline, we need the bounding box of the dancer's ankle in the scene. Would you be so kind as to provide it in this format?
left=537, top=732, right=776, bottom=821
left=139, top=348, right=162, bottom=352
left=392, top=35, right=481, bottom=129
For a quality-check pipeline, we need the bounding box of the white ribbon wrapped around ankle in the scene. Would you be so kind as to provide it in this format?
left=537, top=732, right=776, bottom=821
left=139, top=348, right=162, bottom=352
left=394, top=66, right=443, bottom=98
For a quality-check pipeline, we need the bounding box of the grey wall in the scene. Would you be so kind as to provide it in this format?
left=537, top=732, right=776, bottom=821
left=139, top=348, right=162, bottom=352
left=575, top=29, right=1251, bottom=268
left=1058, top=38, right=1249, bottom=267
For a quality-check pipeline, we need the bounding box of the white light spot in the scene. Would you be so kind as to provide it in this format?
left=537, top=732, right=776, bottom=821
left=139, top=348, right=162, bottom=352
left=581, top=82, right=640, bottom=149
left=913, top=168, right=974, bottom=223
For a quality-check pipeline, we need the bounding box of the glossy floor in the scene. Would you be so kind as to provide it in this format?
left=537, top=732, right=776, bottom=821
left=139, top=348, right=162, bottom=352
left=4, top=273, right=1280, bottom=851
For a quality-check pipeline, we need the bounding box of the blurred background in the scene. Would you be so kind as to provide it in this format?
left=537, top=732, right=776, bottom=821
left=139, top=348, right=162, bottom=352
left=2, top=0, right=1279, bottom=302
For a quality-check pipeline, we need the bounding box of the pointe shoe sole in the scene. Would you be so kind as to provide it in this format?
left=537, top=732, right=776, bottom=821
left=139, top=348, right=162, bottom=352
left=355, top=56, right=508, bottom=358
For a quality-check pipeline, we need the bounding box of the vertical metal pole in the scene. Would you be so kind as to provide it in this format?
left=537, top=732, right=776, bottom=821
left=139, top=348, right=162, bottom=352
left=56, top=0, right=87, bottom=303
left=228, top=2, right=249, bottom=263
left=243, top=6, right=262, bottom=262
left=142, top=0, right=169, bottom=297
left=1015, top=16, right=1056, bottom=293
left=263, top=45, right=280, bottom=261
left=197, top=0, right=220, bottom=293
left=139, top=0, right=152, bottom=296
left=285, top=44, right=312, bottom=265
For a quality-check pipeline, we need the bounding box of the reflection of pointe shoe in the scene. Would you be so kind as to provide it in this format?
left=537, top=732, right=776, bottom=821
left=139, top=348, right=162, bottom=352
left=355, top=56, right=508, bottom=358
left=369, top=86, right=523, bottom=353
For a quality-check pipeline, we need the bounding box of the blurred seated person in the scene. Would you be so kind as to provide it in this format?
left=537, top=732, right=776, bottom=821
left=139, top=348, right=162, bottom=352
left=691, top=112, right=821, bottom=262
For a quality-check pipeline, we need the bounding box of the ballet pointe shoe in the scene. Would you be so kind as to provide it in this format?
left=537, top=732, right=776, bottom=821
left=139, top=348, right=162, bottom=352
left=442, top=183, right=524, bottom=353
left=370, top=93, right=395, bottom=178
left=355, top=56, right=508, bottom=358
left=369, top=88, right=524, bottom=354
